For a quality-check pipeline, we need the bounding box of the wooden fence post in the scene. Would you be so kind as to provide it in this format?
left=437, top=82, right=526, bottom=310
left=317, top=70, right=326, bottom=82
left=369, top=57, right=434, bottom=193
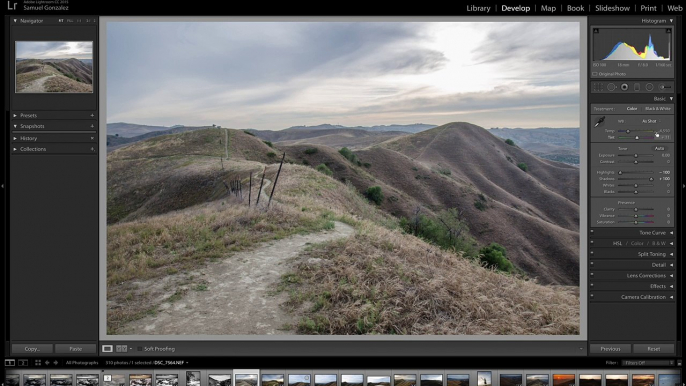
left=268, top=152, right=286, bottom=208
left=248, top=172, right=252, bottom=206
left=256, top=167, right=266, bottom=206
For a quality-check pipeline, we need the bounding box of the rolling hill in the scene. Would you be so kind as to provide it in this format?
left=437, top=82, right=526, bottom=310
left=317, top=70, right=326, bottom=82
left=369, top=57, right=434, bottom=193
left=282, top=122, right=579, bottom=285
left=106, top=122, right=580, bottom=336
left=107, top=123, right=178, bottom=138
left=16, top=58, right=92, bottom=93
left=107, top=125, right=213, bottom=151
left=376, top=123, right=579, bottom=285
left=250, top=127, right=408, bottom=150
left=107, top=128, right=275, bottom=224
left=283, top=123, right=436, bottom=133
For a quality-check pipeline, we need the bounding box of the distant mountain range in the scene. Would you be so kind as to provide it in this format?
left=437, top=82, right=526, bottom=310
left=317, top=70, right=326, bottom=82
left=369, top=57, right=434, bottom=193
left=489, top=127, right=580, bottom=164
left=283, top=123, right=437, bottom=133
left=17, top=58, right=92, bottom=65
left=107, top=123, right=581, bottom=165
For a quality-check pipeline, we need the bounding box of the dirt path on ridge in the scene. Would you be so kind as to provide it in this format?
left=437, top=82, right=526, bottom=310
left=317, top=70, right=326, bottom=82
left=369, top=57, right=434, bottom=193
left=121, top=218, right=354, bottom=335
left=21, top=74, right=55, bottom=93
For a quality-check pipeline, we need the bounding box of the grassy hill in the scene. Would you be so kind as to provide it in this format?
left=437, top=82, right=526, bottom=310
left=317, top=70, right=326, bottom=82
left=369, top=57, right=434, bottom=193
left=106, top=123, right=579, bottom=335
left=281, top=123, right=579, bottom=285
left=252, top=127, right=408, bottom=150
left=16, top=58, right=92, bottom=93
left=373, top=123, right=579, bottom=285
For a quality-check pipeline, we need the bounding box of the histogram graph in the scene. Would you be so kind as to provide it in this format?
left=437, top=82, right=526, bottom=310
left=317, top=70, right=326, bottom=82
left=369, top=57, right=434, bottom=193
left=593, top=28, right=672, bottom=61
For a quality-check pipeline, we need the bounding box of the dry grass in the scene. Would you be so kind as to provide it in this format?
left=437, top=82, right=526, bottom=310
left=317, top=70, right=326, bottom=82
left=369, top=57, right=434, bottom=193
left=108, top=201, right=335, bottom=286
left=281, top=220, right=580, bottom=335
left=44, top=75, right=92, bottom=92
left=106, top=130, right=580, bottom=336
left=265, top=163, right=398, bottom=229
left=107, top=199, right=338, bottom=331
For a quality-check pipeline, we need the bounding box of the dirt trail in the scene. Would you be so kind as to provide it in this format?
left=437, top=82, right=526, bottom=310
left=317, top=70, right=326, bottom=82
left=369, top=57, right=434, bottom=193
left=122, top=220, right=354, bottom=335
left=22, top=74, right=55, bottom=93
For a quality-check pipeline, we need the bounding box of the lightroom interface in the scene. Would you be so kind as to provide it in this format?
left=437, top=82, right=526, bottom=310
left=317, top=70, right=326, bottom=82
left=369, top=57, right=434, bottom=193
left=2, top=0, right=683, bottom=381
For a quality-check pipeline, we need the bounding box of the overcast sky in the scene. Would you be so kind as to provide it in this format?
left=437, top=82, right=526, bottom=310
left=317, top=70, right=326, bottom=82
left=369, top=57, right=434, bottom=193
left=17, top=41, right=92, bottom=60
left=107, top=21, right=580, bottom=130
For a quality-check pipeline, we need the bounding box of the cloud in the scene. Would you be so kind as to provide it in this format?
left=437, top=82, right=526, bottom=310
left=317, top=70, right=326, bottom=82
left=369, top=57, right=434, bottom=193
left=106, top=21, right=580, bottom=130
left=17, top=41, right=92, bottom=59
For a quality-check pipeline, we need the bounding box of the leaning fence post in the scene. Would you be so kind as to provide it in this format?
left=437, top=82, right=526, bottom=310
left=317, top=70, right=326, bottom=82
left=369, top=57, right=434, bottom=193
left=249, top=172, right=253, bottom=206
left=256, top=167, right=266, bottom=206
left=268, top=152, right=286, bottom=208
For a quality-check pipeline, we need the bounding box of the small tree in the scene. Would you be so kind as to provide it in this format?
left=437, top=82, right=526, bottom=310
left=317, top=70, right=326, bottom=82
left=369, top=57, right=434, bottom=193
left=366, top=186, right=384, bottom=205
left=517, top=162, right=528, bottom=172
left=505, top=138, right=515, bottom=146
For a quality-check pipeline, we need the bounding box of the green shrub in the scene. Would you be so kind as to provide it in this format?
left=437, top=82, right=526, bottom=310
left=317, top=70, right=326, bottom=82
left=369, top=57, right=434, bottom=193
left=339, top=147, right=360, bottom=164
left=316, top=163, right=333, bottom=176
left=474, top=200, right=487, bottom=211
left=505, top=138, right=515, bottom=146
left=517, top=162, right=528, bottom=172
left=263, top=140, right=273, bottom=148
left=363, top=162, right=372, bottom=168
left=438, top=167, right=451, bottom=175
left=304, top=148, right=318, bottom=155
left=400, top=208, right=476, bottom=256
left=366, top=186, right=384, bottom=205
left=267, top=152, right=276, bottom=158
left=302, top=159, right=310, bottom=165
left=479, top=243, right=514, bottom=273
left=243, top=130, right=255, bottom=136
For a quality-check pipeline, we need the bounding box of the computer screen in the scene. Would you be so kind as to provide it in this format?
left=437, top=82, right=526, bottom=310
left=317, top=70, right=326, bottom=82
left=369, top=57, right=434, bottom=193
left=2, top=0, right=683, bottom=384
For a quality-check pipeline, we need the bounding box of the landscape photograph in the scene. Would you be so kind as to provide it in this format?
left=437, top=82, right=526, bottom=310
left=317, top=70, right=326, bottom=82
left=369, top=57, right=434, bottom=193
left=129, top=375, right=151, bottom=386
left=51, top=376, right=73, bottom=386
left=289, top=375, right=311, bottom=386
left=477, top=373, right=492, bottom=386
left=262, top=375, right=284, bottom=386
left=553, top=375, right=575, bottom=386
left=104, top=375, right=126, bottom=386
left=657, top=375, right=680, bottom=386
left=7, top=375, right=20, bottom=386
left=578, top=376, right=601, bottom=386
left=209, top=375, right=232, bottom=386
left=16, top=41, right=93, bottom=93
left=632, top=375, right=654, bottom=386
left=526, top=375, right=549, bottom=386
left=155, top=375, right=178, bottom=386
left=315, top=375, right=337, bottom=386
left=500, top=375, right=523, bottom=386
left=186, top=373, right=200, bottom=386
left=24, top=375, right=46, bottom=386
left=77, top=375, right=99, bottom=386
left=105, top=21, right=581, bottom=337
left=447, top=375, right=469, bottom=386
left=368, top=377, right=391, bottom=386
left=605, top=376, right=628, bottom=386
left=341, top=375, right=364, bottom=386
left=395, top=375, right=416, bottom=386
left=236, top=375, right=258, bottom=386
left=420, top=375, right=442, bottom=386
